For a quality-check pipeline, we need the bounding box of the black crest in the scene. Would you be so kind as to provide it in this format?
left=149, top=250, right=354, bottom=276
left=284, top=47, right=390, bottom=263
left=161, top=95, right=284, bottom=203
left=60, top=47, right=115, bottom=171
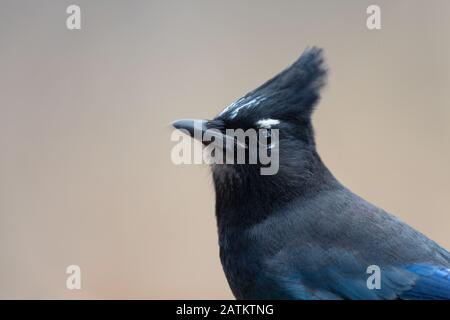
left=217, top=47, right=327, bottom=123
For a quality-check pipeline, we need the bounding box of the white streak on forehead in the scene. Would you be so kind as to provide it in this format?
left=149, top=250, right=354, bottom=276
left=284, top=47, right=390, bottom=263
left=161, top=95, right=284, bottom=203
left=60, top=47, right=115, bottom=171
left=256, top=118, right=280, bottom=128
left=219, top=96, right=267, bottom=119
left=218, top=97, right=244, bottom=117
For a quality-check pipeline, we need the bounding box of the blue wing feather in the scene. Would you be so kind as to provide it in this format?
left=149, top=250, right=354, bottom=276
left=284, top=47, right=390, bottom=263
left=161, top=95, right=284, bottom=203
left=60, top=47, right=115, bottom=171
left=399, top=265, right=450, bottom=300
left=279, top=259, right=450, bottom=299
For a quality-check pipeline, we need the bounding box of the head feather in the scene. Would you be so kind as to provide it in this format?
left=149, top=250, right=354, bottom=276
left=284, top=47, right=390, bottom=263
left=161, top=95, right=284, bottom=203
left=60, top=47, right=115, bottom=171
left=218, top=47, right=327, bottom=122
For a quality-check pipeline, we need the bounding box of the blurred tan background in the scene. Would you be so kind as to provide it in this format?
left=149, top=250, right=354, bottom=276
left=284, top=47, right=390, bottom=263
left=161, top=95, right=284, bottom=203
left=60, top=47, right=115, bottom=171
left=0, top=0, right=449, bottom=299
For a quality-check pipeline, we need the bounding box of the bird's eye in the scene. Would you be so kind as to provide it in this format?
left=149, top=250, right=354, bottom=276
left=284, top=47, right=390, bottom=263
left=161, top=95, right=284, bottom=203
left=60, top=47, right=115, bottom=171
left=259, top=129, right=272, bottom=148
left=263, top=128, right=272, bottom=139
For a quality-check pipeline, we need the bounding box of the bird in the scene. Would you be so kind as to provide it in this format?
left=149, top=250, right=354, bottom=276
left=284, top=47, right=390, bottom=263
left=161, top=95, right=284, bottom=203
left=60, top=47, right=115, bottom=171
left=172, top=47, right=450, bottom=299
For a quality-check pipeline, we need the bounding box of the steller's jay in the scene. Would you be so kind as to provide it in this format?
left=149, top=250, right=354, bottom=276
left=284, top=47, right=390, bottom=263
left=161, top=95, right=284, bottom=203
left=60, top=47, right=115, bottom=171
left=172, top=48, right=450, bottom=299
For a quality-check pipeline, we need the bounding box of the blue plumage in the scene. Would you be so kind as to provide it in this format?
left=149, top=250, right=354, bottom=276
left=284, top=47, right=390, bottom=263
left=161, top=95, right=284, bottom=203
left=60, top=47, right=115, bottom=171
left=401, top=265, right=450, bottom=299
left=172, top=47, right=450, bottom=299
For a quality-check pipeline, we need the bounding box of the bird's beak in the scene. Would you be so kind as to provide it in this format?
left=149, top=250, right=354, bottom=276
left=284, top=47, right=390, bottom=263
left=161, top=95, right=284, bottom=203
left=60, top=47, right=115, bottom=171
left=172, top=119, right=208, bottom=143
left=172, top=118, right=247, bottom=150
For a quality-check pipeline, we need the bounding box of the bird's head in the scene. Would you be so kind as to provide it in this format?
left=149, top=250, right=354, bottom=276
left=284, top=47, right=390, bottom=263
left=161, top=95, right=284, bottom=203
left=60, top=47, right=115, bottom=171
left=172, top=47, right=328, bottom=202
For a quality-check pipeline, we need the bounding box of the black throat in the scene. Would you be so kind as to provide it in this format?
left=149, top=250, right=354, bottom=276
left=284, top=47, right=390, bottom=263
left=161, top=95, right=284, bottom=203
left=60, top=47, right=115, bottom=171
left=212, top=148, right=339, bottom=230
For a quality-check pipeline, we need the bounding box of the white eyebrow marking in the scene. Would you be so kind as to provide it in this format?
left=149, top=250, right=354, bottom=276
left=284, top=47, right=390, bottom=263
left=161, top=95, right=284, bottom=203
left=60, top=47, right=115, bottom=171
left=256, top=118, right=280, bottom=128
left=219, top=96, right=267, bottom=119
